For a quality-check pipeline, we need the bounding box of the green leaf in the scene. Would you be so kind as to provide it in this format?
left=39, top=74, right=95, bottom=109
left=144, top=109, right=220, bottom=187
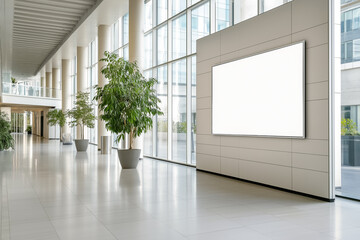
left=94, top=51, right=163, bottom=148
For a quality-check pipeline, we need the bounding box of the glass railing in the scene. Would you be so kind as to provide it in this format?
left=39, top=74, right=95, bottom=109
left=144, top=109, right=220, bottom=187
left=1, top=82, right=61, bottom=99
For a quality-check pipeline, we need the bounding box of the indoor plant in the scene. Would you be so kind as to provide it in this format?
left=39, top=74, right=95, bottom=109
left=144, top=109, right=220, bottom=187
left=26, top=125, right=32, bottom=134
left=47, top=109, right=66, bottom=142
left=67, top=91, right=95, bottom=151
left=0, top=112, right=14, bottom=151
left=95, top=52, right=163, bottom=169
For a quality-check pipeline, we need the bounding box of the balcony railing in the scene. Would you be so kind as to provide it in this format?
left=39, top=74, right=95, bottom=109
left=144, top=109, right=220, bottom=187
left=2, top=82, right=61, bottom=98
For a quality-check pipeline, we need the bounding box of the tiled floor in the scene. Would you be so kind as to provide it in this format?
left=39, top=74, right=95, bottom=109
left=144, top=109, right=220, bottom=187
left=1, top=135, right=360, bottom=239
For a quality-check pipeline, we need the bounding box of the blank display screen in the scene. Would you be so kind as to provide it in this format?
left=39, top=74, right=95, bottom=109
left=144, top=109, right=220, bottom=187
left=212, top=42, right=305, bottom=138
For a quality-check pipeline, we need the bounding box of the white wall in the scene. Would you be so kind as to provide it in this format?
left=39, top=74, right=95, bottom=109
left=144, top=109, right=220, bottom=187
left=196, top=0, right=333, bottom=199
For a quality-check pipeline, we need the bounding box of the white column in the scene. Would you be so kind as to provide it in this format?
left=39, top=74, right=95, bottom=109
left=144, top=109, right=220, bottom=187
left=77, top=46, right=88, bottom=139
left=43, top=109, right=49, bottom=139
left=41, top=76, right=45, bottom=97
left=97, top=25, right=111, bottom=149
left=23, top=111, right=27, bottom=133
left=62, top=59, right=72, bottom=137
left=45, top=72, right=52, bottom=98
left=129, top=0, right=145, bottom=157
left=52, top=68, right=60, bottom=98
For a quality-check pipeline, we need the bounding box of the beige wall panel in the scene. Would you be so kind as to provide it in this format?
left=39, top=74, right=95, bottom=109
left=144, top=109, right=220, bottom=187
left=196, top=134, right=221, bottom=146
left=221, top=157, right=239, bottom=177
left=306, top=81, right=329, bottom=101
left=196, top=109, right=211, bottom=135
left=221, top=146, right=291, bottom=167
left=292, top=23, right=329, bottom=48
left=197, top=97, right=211, bottom=110
left=292, top=0, right=328, bottom=33
left=292, top=153, right=329, bottom=172
left=220, top=137, right=292, bottom=152
left=197, top=73, right=212, bottom=98
left=306, top=44, right=329, bottom=84
left=197, top=154, right=221, bottom=173
left=238, top=160, right=292, bottom=189
left=220, top=4, right=291, bottom=55
left=197, top=144, right=221, bottom=156
left=197, top=57, right=220, bottom=75
left=291, top=139, right=328, bottom=155
left=305, top=100, right=329, bottom=140
left=292, top=168, right=329, bottom=198
left=220, top=35, right=292, bottom=64
left=197, top=33, right=221, bottom=62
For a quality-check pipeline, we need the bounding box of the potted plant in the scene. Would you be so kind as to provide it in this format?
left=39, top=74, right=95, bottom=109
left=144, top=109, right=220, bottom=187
left=95, top=52, right=163, bottom=169
left=26, top=125, right=32, bottom=134
left=11, top=77, right=17, bottom=94
left=0, top=112, right=14, bottom=151
left=47, top=109, right=66, bottom=142
left=67, top=91, right=95, bottom=151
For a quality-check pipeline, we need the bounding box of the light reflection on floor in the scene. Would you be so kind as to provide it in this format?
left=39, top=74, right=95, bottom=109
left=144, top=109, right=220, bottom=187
left=0, top=134, right=359, bottom=240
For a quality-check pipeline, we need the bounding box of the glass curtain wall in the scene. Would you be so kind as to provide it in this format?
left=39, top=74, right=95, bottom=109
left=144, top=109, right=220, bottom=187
left=11, top=113, right=24, bottom=133
left=70, top=56, right=77, bottom=139
left=88, top=39, right=98, bottom=144
left=142, top=0, right=290, bottom=165
left=337, top=1, right=360, bottom=200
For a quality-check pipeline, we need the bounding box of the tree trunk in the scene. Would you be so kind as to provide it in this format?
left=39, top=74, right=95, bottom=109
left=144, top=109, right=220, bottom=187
left=129, top=129, right=133, bottom=149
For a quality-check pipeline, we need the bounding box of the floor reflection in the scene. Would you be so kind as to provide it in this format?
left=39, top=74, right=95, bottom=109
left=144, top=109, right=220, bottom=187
left=1, top=135, right=360, bottom=240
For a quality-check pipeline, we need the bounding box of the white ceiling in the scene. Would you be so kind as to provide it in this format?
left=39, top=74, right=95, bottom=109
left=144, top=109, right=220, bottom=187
left=0, top=0, right=128, bottom=78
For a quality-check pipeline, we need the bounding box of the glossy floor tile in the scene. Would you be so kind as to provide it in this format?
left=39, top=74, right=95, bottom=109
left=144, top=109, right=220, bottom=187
left=0, top=134, right=359, bottom=239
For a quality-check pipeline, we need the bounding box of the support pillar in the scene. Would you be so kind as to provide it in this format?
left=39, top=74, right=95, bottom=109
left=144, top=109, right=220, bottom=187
left=62, top=59, right=72, bottom=137
left=52, top=68, right=60, bottom=98
left=41, top=75, right=45, bottom=97
left=77, top=46, right=88, bottom=139
left=129, top=0, right=145, bottom=157
left=97, top=25, right=111, bottom=150
left=45, top=72, right=52, bottom=98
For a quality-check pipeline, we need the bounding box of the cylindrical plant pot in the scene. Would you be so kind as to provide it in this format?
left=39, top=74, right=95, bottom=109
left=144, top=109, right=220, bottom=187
left=74, top=139, right=89, bottom=152
left=117, top=149, right=141, bottom=169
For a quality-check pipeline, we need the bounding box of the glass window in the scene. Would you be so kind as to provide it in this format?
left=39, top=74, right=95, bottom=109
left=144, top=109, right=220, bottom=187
left=216, top=0, right=230, bottom=31
left=172, top=0, right=186, bottom=16
left=157, top=25, right=168, bottom=64
left=353, top=8, right=360, bottom=30
left=345, top=10, right=353, bottom=32
left=144, top=70, right=153, bottom=156
left=157, top=0, right=168, bottom=24
left=346, top=41, right=353, bottom=61
left=262, top=0, right=284, bottom=13
left=191, top=56, right=196, bottom=164
left=341, top=43, right=345, bottom=63
left=172, top=14, right=187, bottom=59
left=123, top=13, right=129, bottom=45
left=234, top=0, right=258, bottom=24
left=192, top=0, right=201, bottom=4
left=88, top=39, right=98, bottom=144
left=172, top=59, right=187, bottom=163
left=354, top=39, right=360, bottom=60
left=341, top=12, right=345, bottom=33
left=145, top=33, right=152, bottom=69
left=156, top=66, right=168, bottom=159
left=123, top=46, right=129, bottom=61
left=111, top=20, right=119, bottom=52
left=145, top=0, right=153, bottom=31
left=191, top=2, right=210, bottom=53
